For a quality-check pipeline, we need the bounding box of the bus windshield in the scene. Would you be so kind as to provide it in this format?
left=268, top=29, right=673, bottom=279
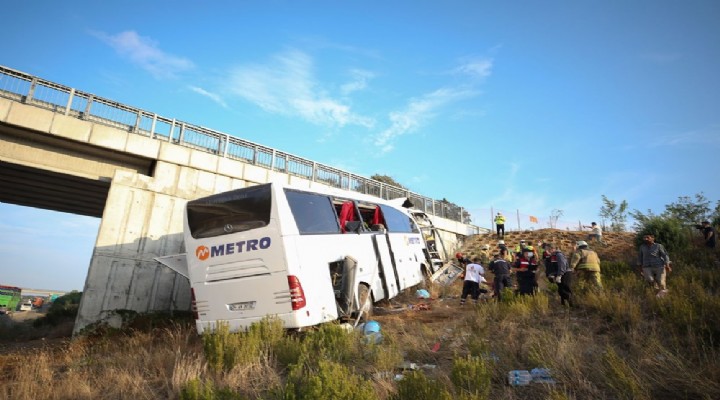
left=187, top=184, right=272, bottom=239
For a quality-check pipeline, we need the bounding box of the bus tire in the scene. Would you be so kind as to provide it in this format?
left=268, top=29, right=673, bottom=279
left=357, top=284, right=373, bottom=320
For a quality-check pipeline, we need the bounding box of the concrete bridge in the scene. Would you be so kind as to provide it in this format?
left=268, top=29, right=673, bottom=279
left=0, top=65, right=478, bottom=333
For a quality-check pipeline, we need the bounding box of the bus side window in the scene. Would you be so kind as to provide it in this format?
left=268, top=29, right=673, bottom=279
left=286, top=190, right=341, bottom=234
left=378, top=205, right=418, bottom=233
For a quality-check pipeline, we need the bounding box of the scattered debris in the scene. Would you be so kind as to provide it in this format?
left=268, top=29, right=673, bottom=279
left=508, top=368, right=556, bottom=386
left=530, top=368, right=556, bottom=384
left=430, top=262, right=464, bottom=286
left=508, top=370, right=532, bottom=386
left=409, top=302, right=431, bottom=311
left=356, top=320, right=383, bottom=344
left=416, top=289, right=431, bottom=299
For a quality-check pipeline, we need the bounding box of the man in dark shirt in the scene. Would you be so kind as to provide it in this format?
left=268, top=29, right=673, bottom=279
left=544, top=244, right=572, bottom=307
left=488, top=253, right=512, bottom=301
left=701, top=221, right=716, bottom=249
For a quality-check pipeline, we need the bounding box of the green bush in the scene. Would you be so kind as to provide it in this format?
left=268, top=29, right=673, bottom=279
left=300, top=322, right=359, bottom=364
left=634, top=217, right=689, bottom=253
left=180, top=379, right=214, bottom=400
left=202, top=317, right=287, bottom=372
left=451, top=355, right=491, bottom=399
left=392, top=371, right=452, bottom=400
left=601, top=261, right=633, bottom=281
left=202, top=322, right=241, bottom=372
left=281, top=358, right=375, bottom=400
left=33, top=291, right=82, bottom=327
left=180, top=379, right=247, bottom=400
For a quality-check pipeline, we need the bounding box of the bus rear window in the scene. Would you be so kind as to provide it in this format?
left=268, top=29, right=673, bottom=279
left=187, top=184, right=272, bottom=239
left=285, top=189, right=341, bottom=234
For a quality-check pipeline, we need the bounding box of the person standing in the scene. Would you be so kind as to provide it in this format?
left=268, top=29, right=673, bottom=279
left=584, top=222, right=604, bottom=244
left=569, top=241, right=602, bottom=289
left=513, top=239, right=528, bottom=258
left=460, top=257, right=485, bottom=305
left=637, top=234, right=671, bottom=296
left=513, top=249, right=538, bottom=295
left=701, top=221, right=716, bottom=249
left=544, top=244, right=573, bottom=307
left=479, top=244, right=492, bottom=266
left=495, top=212, right=506, bottom=238
left=488, top=253, right=512, bottom=301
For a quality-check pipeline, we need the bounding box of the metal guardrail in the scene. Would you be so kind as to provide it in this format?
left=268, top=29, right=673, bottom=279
left=0, top=65, right=466, bottom=222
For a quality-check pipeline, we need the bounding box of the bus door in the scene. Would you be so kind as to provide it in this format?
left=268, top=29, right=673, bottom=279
left=378, top=205, right=424, bottom=289
left=372, top=233, right=399, bottom=299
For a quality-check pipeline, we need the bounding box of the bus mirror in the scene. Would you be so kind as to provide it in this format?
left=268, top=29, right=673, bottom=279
left=345, top=221, right=362, bottom=233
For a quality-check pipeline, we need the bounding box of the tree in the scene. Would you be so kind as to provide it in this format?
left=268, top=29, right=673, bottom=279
left=599, top=195, right=628, bottom=232
left=549, top=209, right=564, bottom=228
left=713, top=200, right=720, bottom=227
left=663, top=192, right=711, bottom=225
left=370, top=174, right=405, bottom=189
left=629, top=208, right=657, bottom=230
left=633, top=217, right=689, bottom=253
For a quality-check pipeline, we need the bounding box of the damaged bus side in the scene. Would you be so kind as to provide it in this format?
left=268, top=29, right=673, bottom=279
left=158, top=182, right=431, bottom=333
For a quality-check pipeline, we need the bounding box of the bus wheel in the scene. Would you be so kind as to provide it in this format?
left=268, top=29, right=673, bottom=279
left=357, top=284, right=373, bottom=320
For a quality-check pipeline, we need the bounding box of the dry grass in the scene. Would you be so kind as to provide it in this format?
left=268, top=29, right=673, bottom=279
left=2, top=248, right=720, bottom=399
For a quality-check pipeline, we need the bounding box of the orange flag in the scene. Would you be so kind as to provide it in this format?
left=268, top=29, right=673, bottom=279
left=529, top=215, right=538, bottom=223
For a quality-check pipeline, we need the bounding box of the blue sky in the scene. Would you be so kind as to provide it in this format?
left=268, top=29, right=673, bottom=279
left=1, top=1, right=719, bottom=291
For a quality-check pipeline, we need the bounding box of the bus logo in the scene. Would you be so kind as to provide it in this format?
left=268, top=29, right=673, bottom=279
left=196, top=246, right=210, bottom=260
left=195, top=237, right=272, bottom=261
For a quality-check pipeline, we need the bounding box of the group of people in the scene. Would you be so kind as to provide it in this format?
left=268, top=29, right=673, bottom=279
left=457, top=232, right=677, bottom=306
left=456, top=239, right=602, bottom=306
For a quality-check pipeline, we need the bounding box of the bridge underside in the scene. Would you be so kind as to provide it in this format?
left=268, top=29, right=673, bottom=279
left=0, top=160, right=110, bottom=217
left=0, top=121, right=154, bottom=217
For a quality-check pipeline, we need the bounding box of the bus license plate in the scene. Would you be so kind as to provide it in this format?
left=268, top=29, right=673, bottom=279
left=228, top=301, right=256, bottom=311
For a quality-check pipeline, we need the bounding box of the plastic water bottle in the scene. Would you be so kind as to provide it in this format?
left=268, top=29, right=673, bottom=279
left=530, top=368, right=556, bottom=384
left=507, top=370, right=532, bottom=386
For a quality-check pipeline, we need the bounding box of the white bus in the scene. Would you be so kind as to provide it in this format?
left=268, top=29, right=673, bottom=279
left=159, top=182, right=433, bottom=333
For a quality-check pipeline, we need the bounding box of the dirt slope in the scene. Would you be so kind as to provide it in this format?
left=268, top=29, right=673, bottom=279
left=459, top=228, right=637, bottom=263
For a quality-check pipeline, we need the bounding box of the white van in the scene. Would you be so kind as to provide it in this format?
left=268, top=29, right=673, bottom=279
left=19, top=300, right=32, bottom=311
left=158, top=182, right=431, bottom=333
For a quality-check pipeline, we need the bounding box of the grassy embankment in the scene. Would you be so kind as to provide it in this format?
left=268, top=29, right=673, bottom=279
left=1, top=241, right=719, bottom=399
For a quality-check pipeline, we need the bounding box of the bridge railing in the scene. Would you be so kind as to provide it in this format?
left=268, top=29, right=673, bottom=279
left=0, top=65, right=469, bottom=223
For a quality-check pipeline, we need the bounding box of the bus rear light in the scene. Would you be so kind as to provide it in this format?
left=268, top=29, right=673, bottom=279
left=287, top=275, right=307, bottom=310
left=190, top=288, right=199, bottom=320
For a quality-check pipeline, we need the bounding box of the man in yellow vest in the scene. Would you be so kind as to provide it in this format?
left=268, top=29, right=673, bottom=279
left=494, top=212, right=506, bottom=238
left=569, top=240, right=602, bottom=289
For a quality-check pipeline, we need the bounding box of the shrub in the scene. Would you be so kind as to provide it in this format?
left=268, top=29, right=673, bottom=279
left=33, top=291, right=82, bottom=327
left=202, top=322, right=241, bottom=372
left=180, top=379, right=214, bottom=400
left=202, top=317, right=287, bottom=372
left=392, top=371, right=452, bottom=400
left=600, top=261, right=633, bottom=281
left=300, top=322, right=359, bottom=364
left=180, top=379, right=247, bottom=400
left=450, top=355, right=491, bottom=399
left=281, top=358, right=375, bottom=400
left=634, top=217, right=689, bottom=253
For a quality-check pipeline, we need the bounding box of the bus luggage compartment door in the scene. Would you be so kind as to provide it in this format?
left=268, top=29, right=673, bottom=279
left=372, top=234, right=399, bottom=299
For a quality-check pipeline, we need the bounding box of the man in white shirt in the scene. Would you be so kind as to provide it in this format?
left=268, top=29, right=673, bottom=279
left=460, top=257, right=485, bottom=306
left=584, top=222, right=603, bottom=244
